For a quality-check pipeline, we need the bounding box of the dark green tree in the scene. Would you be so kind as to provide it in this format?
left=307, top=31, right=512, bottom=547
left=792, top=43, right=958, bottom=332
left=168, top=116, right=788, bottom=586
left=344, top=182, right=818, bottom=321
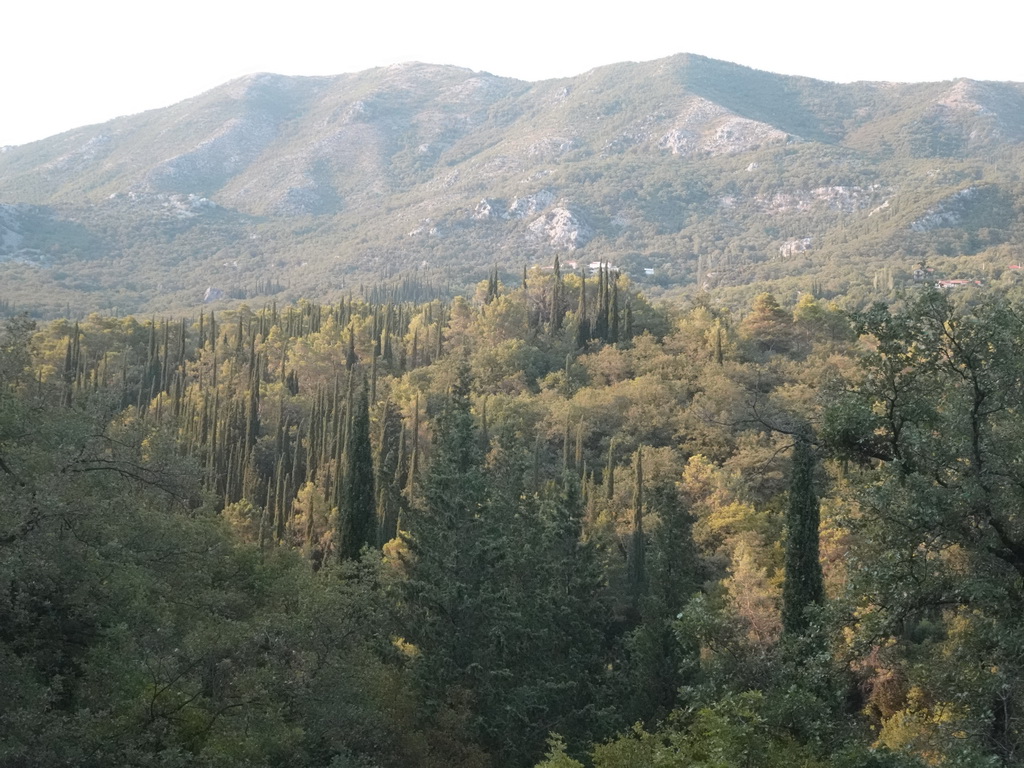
left=627, top=447, right=647, bottom=604
left=400, top=362, right=488, bottom=700
left=337, top=380, right=375, bottom=561
left=781, top=434, right=824, bottom=637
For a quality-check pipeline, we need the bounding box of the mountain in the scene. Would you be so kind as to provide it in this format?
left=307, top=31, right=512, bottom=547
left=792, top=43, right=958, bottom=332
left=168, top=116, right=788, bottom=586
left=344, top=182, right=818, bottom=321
left=3, top=54, right=1024, bottom=316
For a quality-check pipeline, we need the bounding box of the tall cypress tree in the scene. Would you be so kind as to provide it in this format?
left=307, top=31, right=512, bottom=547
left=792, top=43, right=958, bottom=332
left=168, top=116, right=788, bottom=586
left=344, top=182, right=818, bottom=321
left=624, top=477, right=700, bottom=725
left=375, top=398, right=406, bottom=546
left=576, top=268, right=590, bottom=349
left=337, top=380, right=375, bottom=561
left=549, top=255, right=564, bottom=332
left=627, top=447, right=647, bottom=604
left=782, top=434, right=825, bottom=637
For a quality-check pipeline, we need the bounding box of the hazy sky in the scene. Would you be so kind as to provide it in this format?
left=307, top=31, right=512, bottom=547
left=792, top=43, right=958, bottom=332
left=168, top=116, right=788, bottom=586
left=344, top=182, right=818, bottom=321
left=4, top=0, right=1024, bottom=147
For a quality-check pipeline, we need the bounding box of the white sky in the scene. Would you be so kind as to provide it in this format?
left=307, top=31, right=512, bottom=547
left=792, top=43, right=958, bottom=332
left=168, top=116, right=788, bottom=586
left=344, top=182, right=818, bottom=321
left=3, top=0, right=1024, bottom=147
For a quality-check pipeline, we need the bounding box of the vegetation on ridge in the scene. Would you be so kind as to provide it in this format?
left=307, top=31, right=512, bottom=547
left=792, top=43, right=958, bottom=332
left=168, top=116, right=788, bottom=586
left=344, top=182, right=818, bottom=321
left=3, top=55, right=1024, bottom=317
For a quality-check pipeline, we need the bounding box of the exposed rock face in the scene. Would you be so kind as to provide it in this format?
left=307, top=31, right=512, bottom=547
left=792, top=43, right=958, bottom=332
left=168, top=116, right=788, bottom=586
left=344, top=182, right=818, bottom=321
left=938, top=80, right=990, bottom=114
left=528, top=136, right=579, bottom=158
left=472, top=191, right=558, bottom=221
left=911, top=187, right=978, bottom=231
left=779, top=238, right=813, bottom=258
left=933, top=80, right=1024, bottom=144
left=752, top=185, right=881, bottom=214
left=528, top=207, right=590, bottom=250
left=660, top=97, right=789, bottom=156
left=473, top=199, right=494, bottom=219
left=507, top=190, right=556, bottom=219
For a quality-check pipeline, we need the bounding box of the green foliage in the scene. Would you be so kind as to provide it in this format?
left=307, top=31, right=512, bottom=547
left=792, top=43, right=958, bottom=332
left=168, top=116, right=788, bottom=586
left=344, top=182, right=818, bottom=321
left=823, top=288, right=1024, bottom=763
left=781, top=435, right=824, bottom=638
left=10, top=277, right=1024, bottom=767
left=337, top=379, right=375, bottom=561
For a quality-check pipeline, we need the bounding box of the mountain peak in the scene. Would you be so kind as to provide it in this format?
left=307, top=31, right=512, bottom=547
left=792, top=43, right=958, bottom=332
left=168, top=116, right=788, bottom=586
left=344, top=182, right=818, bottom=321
left=2, top=54, right=1023, bottom=316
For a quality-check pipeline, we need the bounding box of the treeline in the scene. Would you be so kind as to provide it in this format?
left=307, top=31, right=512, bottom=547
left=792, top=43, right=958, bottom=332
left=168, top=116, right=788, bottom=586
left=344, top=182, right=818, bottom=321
left=3, top=269, right=1024, bottom=766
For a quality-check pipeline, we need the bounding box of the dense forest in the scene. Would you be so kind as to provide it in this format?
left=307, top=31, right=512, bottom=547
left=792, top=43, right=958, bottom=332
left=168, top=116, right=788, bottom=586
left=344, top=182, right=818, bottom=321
left=3, top=263, right=1024, bottom=767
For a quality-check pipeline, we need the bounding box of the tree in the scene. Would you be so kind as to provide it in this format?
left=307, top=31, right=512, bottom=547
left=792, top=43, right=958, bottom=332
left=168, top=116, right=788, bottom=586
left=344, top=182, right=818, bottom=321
left=622, top=476, right=701, bottom=725
left=399, top=361, right=489, bottom=703
left=823, top=289, right=1024, bottom=761
left=627, top=448, right=646, bottom=603
left=741, top=292, right=794, bottom=355
left=781, top=434, right=824, bottom=638
left=400, top=365, right=611, bottom=765
left=0, top=314, right=36, bottom=392
left=337, top=379, right=375, bottom=561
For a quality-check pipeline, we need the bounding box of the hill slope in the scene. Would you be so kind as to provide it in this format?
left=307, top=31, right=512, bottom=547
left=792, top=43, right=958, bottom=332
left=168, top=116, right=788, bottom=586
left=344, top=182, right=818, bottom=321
left=3, top=54, right=1024, bottom=315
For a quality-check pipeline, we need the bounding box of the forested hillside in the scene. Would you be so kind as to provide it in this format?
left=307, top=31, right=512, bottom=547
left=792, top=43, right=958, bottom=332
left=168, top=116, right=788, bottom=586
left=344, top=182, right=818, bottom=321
left=4, top=55, right=1024, bottom=316
left=4, top=265, right=1024, bottom=766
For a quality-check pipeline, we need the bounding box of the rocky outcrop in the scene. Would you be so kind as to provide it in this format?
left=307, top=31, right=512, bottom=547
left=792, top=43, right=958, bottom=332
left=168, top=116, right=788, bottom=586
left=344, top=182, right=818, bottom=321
left=471, top=191, right=558, bottom=221
left=528, top=207, right=590, bottom=250
left=911, top=187, right=978, bottom=231
left=750, top=186, right=883, bottom=215
left=507, top=190, right=556, bottom=219
left=779, top=238, right=813, bottom=258
left=660, top=97, right=789, bottom=157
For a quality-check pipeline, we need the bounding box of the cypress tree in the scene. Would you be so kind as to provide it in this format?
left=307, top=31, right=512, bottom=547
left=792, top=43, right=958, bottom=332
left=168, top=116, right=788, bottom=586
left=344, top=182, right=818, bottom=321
left=574, top=419, right=584, bottom=481
left=435, top=313, right=444, bottom=361
left=337, top=379, right=375, bottom=561
left=595, top=264, right=609, bottom=342
left=370, top=352, right=378, bottom=404
left=561, top=412, right=571, bottom=474
left=782, top=434, right=825, bottom=637
left=532, top=432, right=542, bottom=493
left=610, top=279, right=620, bottom=344
left=405, top=393, right=420, bottom=510
left=346, top=326, right=357, bottom=369
left=374, top=397, right=404, bottom=542
left=550, top=255, right=563, bottom=332
left=625, top=477, right=700, bottom=724
left=576, top=268, right=590, bottom=349
left=485, top=265, right=499, bottom=304
left=61, top=337, right=74, bottom=408
left=627, top=447, right=647, bottom=603
left=605, top=438, right=615, bottom=501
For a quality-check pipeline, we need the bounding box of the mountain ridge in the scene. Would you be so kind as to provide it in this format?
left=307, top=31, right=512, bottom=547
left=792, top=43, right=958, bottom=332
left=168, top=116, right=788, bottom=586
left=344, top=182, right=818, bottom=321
left=3, top=54, right=1024, bottom=316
